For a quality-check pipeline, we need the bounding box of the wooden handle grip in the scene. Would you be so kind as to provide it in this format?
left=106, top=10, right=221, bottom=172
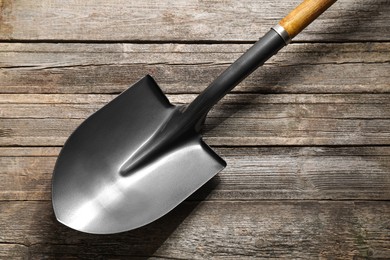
left=279, top=0, right=337, bottom=39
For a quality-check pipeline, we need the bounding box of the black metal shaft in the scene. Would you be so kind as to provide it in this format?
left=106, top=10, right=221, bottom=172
left=120, top=29, right=287, bottom=174
left=183, top=29, right=286, bottom=126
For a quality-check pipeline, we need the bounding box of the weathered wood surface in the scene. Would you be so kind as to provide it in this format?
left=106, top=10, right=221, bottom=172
left=1, top=146, right=390, bottom=201
left=0, top=147, right=390, bottom=201
left=0, top=201, right=389, bottom=259
left=1, top=42, right=389, bottom=94
left=1, top=0, right=389, bottom=258
left=0, top=0, right=389, bottom=42
left=1, top=94, right=390, bottom=146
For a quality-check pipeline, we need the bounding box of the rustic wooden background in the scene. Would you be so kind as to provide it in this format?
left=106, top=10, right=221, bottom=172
left=1, top=0, right=389, bottom=258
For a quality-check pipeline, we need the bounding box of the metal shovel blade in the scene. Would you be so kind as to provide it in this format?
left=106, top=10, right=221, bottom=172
left=52, top=75, right=226, bottom=234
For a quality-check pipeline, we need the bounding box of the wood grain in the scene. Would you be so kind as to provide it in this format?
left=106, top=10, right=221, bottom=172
left=1, top=94, right=389, bottom=146
left=1, top=146, right=389, bottom=201
left=1, top=43, right=389, bottom=94
left=0, top=201, right=389, bottom=259
left=0, top=0, right=389, bottom=42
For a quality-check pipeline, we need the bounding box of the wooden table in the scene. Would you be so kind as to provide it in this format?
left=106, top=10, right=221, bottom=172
left=1, top=0, right=389, bottom=258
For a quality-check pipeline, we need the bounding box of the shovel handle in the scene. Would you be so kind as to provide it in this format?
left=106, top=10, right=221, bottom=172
left=184, top=0, right=337, bottom=126
left=279, top=0, right=337, bottom=40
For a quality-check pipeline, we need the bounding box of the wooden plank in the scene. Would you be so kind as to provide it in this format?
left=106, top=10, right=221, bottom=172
left=0, top=244, right=27, bottom=260
left=0, top=147, right=59, bottom=157
left=0, top=201, right=389, bottom=258
left=1, top=42, right=389, bottom=94
left=1, top=93, right=390, bottom=117
left=1, top=146, right=389, bottom=201
left=1, top=94, right=389, bottom=146
left=0, top=0, right=389, bottom=42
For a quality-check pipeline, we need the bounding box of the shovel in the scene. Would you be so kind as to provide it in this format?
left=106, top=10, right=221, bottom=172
left=52, top=0, right=337, bottom=234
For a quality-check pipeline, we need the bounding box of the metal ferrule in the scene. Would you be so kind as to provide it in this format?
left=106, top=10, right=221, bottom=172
left=272, top=24, right=291, bottom=45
